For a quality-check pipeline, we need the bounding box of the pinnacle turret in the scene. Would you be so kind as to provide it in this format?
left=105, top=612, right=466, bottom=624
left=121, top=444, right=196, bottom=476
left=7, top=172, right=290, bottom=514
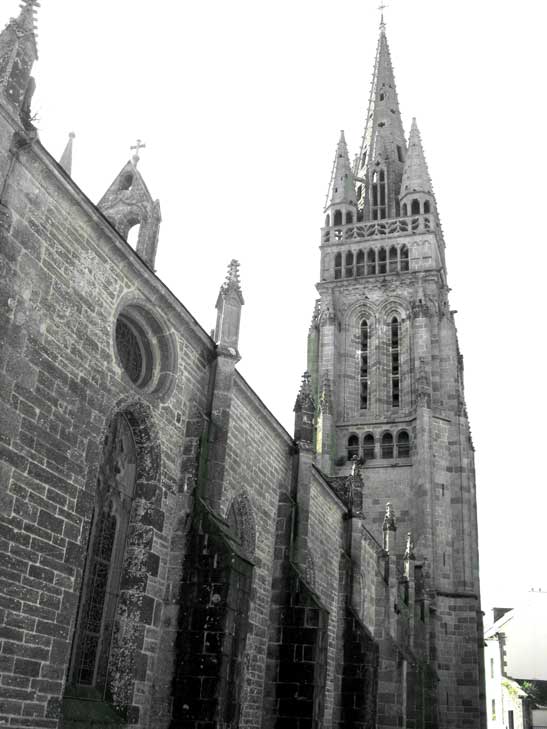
left=400, top=118, right=436, bottom=218
left=0, top=1, right=40, bottom=117
left=215, top=260, right=244, bottom=357
left=59, top=132, right=75, bottom=176
left=355, top=22, right=406, bottom=221
left=326, top=131, right=356, bottom=210
left=294, top=372, right=315, bottom=444
left=401, top=119, right=433, bottom=197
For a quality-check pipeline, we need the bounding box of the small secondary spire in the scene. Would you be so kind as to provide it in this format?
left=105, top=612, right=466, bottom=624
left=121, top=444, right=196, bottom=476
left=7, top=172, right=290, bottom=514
left=59, top=132, right=75, bottom=176
left=130, top=138, right=146, bottom=167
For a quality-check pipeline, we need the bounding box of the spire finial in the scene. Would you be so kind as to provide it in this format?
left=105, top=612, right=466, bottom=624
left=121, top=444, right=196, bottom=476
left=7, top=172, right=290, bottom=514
left=378, top=2, right=388, bottom=30
left=130, top=138, right=146, bottom=167
left=59, top=132, right=75, bottom=176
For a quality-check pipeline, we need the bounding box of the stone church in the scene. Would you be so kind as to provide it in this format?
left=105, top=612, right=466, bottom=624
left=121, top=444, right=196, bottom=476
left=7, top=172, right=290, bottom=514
left=0, top=2, right=485, bottom=728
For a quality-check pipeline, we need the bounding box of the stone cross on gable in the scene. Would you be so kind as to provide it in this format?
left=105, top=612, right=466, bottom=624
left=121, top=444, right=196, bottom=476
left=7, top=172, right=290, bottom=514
left=130, top=139, right=146, bottom=166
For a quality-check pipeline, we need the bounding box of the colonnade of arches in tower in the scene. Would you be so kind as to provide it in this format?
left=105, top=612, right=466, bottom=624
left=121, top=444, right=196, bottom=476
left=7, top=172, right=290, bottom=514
left=334, top=244, right=409, bottom=280
left=325, top=197, right=431, bottom=228
left=347, top=430, right=411, bottom=462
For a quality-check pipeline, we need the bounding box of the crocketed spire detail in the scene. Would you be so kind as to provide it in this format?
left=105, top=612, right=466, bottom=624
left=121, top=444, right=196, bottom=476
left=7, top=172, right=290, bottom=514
left=221, top=259, right=244, bottom=304
left=294, top=371, right=314, bottom=413
left=355, top=22, right=406, bottom=220
left=401, top=118, right=433, bottom=197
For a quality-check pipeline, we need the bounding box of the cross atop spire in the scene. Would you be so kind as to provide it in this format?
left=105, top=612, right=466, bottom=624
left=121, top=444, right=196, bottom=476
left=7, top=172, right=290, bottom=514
left=130, top=138, right=146, bottom=167
left=378, top=2, right=388, bottom=29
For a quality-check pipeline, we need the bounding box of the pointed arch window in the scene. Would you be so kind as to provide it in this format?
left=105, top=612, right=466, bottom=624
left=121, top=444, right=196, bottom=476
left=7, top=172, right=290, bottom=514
left=378, top=247, right=387, bottom=274
left=424, top=200, right=431, bottom=214
left=400, top=245, right=409, bottom=272
left=345, top=251, right=354, bottom=278
left=411, top=199, right=420, bottom=215
left=356, top=250, right=365, bottom=277
left=334, top=253, right=342, bottom=280
left=397, top=431, right=410, bottom=458
left=391, top=317, right=400, bottom=408
left=367, top=249, right=376, bottom=276
left=69, top=414, right=136, bottom=693
left=347, top=435, right=359, bottom=461
left=360, top=320, right=369, bottom=410
left=363, top=434, right=375, bottom=461
left=388, top=246, right=398, bottom=273
left=371, top=168, right=387, bottom=220
left=346, top=211, right=353, bottom=224
left=334, top=210, right=343, bottom=226
left=381, top=432, right=394, bottom=459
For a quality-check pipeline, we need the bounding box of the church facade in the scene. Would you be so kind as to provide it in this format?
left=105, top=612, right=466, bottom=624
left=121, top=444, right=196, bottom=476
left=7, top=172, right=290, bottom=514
left=0, top=3, right=485, bottom=729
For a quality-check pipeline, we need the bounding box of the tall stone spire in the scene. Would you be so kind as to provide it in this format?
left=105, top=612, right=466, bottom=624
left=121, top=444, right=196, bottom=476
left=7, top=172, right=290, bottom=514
left=400, top=118, right=436, bottom=216
left=0, top=1, right=39, bottom=116
left=355, top=21, right=406, bottom=220
left=59, top=132, right=75, bottom=176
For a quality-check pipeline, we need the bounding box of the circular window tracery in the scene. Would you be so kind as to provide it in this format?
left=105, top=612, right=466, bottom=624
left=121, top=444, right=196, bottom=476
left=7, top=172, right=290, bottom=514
left=114, top=303, right=177, bottom=400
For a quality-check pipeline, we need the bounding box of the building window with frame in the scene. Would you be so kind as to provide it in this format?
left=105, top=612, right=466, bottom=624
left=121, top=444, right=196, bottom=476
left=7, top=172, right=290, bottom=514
left=371, top=168, right=387, bottom=220
left=367, top=248, right=376, bottom=276
left=360, top=320, right=369, bottom=410
left=381, top=432, right=394, bottom=459
left=400, top=244, right=409, bottom=272
left=347, top=435, right=359, bottom=461
left=334, top=253, right=342, bottom=280
left=397, top=431, right=410, bottom=458
left=67, top=414, right=136, bottom=697
left=363, top=433, right=375, bottom=461
left=356, top=250, right=365, bottom=277
left=391, top=317, right=400, bottom=408
left=345, top=251, right=354, bottom=278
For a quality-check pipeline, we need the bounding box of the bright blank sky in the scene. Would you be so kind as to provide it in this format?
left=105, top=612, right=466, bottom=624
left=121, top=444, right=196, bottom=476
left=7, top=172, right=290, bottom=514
left=5, top=0, right=546, bottom=617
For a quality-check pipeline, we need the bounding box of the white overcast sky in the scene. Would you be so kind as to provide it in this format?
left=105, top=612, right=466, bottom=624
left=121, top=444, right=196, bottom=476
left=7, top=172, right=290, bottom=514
left=4, top=0, right=546, bottom=617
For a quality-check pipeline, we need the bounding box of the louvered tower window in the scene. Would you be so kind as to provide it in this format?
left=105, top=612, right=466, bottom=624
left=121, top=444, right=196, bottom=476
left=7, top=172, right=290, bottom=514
left=334, top=253, right=342, bottom=280
left=360, top=320, right=369, bottom=410
left=391, top=317, right=400, bottom=408
left=363, top=433, right=375, bottom=460
left=347, top=435, right=359, bottom=461
left=371, top=168, right=387, bottom=220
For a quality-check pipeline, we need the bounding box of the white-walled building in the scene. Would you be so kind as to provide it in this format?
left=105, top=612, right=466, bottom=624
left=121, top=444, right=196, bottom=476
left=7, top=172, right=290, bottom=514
left=485, top=591, right=547, bottom=729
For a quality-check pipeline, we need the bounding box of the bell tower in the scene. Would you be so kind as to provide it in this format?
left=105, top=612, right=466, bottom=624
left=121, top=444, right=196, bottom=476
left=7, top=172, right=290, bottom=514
left=307, top=18, right=485, bottom=729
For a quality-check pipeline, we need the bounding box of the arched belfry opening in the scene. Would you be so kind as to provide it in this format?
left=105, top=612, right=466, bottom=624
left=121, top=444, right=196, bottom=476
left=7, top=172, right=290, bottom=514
left=98, top=159, right=161, bottom=270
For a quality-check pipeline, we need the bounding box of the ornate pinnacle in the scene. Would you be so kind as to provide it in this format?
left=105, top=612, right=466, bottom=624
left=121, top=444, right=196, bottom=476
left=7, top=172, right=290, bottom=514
left=294, top=371, right=314, bottom=413
left=383, top=502, right=396, bottom=532
left=404, top=532, right=415, bottom=561
left=310, top=299, right=320, bottom=330
left=319, top=371, right=333, bottom=415
left=221, top=259, right=243, bottom=298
